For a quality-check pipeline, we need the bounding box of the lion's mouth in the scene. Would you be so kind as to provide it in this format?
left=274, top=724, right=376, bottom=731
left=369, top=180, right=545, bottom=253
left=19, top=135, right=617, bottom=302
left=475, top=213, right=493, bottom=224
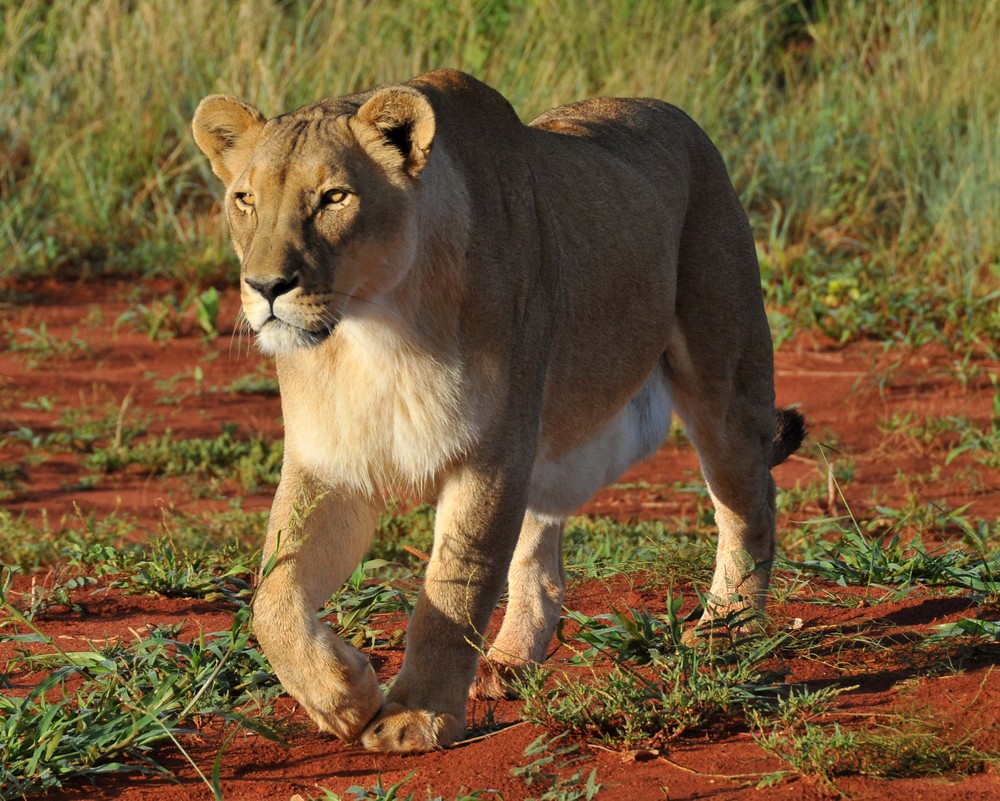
left=255, top=315, right=336, bottom=353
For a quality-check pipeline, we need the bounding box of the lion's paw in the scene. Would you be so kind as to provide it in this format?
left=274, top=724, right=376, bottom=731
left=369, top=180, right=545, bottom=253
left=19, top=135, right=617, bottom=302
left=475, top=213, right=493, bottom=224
left=471, top=658, right=524, bottom=700
left=300, top=647, right=383, bottom=741
left=359, top=702, right=462, bottom=752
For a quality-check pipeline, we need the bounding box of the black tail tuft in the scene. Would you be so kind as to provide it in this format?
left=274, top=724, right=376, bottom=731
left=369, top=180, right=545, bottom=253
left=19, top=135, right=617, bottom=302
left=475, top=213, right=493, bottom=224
left=770, top=407, right=807, bottom=467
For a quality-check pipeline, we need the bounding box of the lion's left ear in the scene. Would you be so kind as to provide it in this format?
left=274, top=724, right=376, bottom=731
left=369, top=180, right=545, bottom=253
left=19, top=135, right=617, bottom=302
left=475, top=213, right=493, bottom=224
left=351, top=87, right=435, bottom=178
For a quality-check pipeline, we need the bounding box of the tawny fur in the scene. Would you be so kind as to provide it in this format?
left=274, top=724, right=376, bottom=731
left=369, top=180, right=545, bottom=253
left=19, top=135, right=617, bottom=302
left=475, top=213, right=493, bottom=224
left=193, top=69, right=805, bottom=755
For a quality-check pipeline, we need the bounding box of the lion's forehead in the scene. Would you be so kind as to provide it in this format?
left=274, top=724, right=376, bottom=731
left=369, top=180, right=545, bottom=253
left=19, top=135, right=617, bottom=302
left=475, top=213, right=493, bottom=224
left=253, top=111, right=358, bottom=178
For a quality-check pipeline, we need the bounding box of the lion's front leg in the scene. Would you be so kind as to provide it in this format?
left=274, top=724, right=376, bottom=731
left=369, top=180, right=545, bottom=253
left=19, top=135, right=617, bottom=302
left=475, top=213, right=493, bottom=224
left=360, top=464, right=526, bottom=752
left=252, top=463, right=382, bottom=741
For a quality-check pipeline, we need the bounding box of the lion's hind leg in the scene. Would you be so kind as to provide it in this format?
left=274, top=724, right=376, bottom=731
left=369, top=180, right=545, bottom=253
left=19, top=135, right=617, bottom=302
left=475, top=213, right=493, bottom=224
left=665, top=327, right=786, bottom=626
left=472, top=512, right=565, bottom=699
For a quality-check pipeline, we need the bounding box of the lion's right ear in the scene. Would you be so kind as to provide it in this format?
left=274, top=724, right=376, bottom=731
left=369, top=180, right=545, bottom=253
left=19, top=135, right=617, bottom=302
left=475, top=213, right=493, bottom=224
left=192, top=95, right=266, bottom=185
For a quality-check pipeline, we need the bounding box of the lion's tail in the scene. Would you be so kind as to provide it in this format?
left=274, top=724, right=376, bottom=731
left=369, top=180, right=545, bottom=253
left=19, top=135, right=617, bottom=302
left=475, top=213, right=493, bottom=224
left=770, top=407, right=807, bottom=468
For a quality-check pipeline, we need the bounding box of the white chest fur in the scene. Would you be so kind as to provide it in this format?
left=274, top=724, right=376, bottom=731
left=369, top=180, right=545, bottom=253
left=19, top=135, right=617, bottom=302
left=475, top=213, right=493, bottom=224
left=277, top=319, right=477, bottom=498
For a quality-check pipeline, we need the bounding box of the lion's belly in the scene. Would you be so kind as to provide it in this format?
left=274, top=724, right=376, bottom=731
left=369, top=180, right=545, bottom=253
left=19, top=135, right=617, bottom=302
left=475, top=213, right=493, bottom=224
left=527, top=367, right=672, bottom=517
left=278, top=321, right=478, bottom=498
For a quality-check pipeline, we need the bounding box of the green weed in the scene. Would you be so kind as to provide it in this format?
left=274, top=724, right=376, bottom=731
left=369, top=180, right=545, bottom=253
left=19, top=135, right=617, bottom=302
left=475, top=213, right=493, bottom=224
left=4, top=324, right=88, bottom=364
left=222, top=371, right=280, bottom=396
left=366, top=503, right=437, bottom=570
left=0, top=602, right=283, bottom=799
left=0, top=508, right=136, bottom=572
left=0, top=565, right=97, bottom=621
left=522, top=605, right=785, bottom=749
left=4, top=395, right=147, bottom=457
left=0, top=464, right=27, bottom=501
left=85, top=424, right=283, bottom=493
left=112, top=539, right=256, bottom=603
left=930, top=616, right=1000, bottom=643
left=755, top=708, right=996, bottom=786
left=784, top=525, right=1000, bottom=598
left=320, top=560, right=414, bottom=650
left=945, top=376, right=1000, bottom=468
left=561, top=588, right=686, bottom=666
left=114, top=287, right=223, bottom=341
left=511, top=733, right=601, bottom=801
left=562, top=517, right=672, bottom=578
left=310, top=772, right=497, bottom=800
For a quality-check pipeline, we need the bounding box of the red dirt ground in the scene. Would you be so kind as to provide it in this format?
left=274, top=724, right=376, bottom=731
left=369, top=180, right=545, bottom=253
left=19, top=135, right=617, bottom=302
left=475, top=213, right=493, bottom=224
left=2, top=279, right=999, bottom=800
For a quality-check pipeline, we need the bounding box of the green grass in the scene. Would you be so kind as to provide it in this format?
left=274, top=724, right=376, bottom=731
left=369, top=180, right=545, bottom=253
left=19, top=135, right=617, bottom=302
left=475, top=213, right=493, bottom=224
left=114, top=287, right=222, bottom=341
left=4, top=324, right=89, bottom=365
left=511, top=734, right=601, bottom=801
left=8, top=400, right=150, bottom=457
left=2, top=497, right=999, bottom=797
left=754, top=704, right=997, bottom=786
left=520, top=600, right=789, bottom=749
left=0, top=507, right=137, bottom=571
left=85, top=425, right=284, bottom=494
left=310, top=773, right=499, bottom=801
left=783, top=525, right=1000, bottom=598
left=0, top=601, right=284, bottom=800
left=2, top=0, right=997, bottom=352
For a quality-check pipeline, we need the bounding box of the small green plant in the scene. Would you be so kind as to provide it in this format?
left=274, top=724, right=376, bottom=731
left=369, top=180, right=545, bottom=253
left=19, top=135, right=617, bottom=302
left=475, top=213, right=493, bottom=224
left=309, top=772, right=497, bottom=800
left=0, top=565, right=97, bottom=621
left=4, top=324, right=88, bottom=363
left=85, top=425, right=283, bottom=492
left=114, top=287, right=223, bottom=341
left=224, top=372, right=280, bottom=396
left=511, top=734, right=601, bottom=801
left=320, top=560, right=414, bottom=650
left=754, top=707, right=997, bottom=786
left=562, top=591, right=685, bottom=666
left=193, top=286, right=221, bottom=338
left=522, top=604, right=784, bottom=749
left=365, top=503, right=437, bottom=570
left=561, top=516, right=671, bottom=578
left=783, top=525, right=1000, bottom=598
left=930, top=617, right=1000, bottom=642
left=311, top=774, right=419, bottom=801
left=945, top=376, right=1000, bottom=469
left=113, top=539, right=256, bottom=603
left=114, top=295, right=182, bottom=341
left=0, top=464, right=27, bottom=501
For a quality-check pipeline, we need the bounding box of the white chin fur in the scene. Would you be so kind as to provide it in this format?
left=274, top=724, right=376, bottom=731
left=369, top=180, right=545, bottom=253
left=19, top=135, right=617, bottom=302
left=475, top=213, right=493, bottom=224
left=254, top=319, right=323, bottom=355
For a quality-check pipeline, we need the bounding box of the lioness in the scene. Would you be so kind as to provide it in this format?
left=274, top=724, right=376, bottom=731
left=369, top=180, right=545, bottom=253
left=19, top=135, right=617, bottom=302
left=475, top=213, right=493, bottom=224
left=193, top=69, right=804, bottom=753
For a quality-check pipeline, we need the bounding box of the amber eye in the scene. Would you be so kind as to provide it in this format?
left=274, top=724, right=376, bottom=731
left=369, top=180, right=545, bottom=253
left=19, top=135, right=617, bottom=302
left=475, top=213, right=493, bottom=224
left=320, top=189, right=350, bottom=208
left=234, top=191, right=255, bottom=211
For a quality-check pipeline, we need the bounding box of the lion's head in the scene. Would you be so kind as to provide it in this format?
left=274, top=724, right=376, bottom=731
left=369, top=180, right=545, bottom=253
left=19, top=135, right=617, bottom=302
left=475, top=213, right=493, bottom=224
left=193, top=88, right=436, bottom=355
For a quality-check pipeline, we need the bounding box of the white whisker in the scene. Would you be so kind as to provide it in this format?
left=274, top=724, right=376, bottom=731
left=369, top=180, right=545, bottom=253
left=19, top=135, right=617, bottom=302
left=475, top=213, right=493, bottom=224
left=229, top=308, right=253, bottom=362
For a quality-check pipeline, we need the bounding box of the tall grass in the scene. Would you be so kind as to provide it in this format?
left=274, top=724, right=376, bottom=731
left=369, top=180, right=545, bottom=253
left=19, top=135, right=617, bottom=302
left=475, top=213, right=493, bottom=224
left=2, top=0, right=997, bottom=346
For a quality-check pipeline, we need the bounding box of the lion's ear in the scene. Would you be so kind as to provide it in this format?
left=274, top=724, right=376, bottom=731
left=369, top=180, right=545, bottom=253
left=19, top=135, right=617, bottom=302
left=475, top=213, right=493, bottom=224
left=192, top=95, right=266, bottom=185
left=351, top=87, right=435, bottom=178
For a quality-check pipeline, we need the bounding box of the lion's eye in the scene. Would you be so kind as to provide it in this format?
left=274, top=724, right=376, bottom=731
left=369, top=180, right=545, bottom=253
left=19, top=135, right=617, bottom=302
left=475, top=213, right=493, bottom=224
left=320, top=189, right=350, bottom=208
left=234, top=192, right=255, bottom=211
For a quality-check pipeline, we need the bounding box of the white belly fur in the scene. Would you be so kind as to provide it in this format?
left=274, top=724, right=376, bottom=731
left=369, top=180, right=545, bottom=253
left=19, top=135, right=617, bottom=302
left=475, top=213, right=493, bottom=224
left=527, top=369, right=672, bottom=518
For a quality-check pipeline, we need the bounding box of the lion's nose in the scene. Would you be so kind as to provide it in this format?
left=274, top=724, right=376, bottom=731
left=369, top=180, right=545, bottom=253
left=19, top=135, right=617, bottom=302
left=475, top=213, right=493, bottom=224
left=245, top=274, right=300, bottom=305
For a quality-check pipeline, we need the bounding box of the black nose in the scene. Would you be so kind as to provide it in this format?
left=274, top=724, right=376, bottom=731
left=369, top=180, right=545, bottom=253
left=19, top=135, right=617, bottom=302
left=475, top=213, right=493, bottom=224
left=245, top=274, right=300, bottom=304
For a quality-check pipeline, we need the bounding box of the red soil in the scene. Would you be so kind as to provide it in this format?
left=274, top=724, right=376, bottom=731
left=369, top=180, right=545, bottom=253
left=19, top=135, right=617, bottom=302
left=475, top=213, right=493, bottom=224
left=2, top=279, right=998, bottom=800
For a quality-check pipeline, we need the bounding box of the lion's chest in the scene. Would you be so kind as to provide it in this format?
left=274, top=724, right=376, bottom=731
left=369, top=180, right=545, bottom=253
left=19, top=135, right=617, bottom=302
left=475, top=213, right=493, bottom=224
left=277, top=321, right=476, bottom=497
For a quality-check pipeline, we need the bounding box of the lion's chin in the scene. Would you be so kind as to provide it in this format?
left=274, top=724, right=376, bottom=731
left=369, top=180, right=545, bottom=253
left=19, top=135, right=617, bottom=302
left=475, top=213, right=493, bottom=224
left=254, top=318, right=334, bottom=356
